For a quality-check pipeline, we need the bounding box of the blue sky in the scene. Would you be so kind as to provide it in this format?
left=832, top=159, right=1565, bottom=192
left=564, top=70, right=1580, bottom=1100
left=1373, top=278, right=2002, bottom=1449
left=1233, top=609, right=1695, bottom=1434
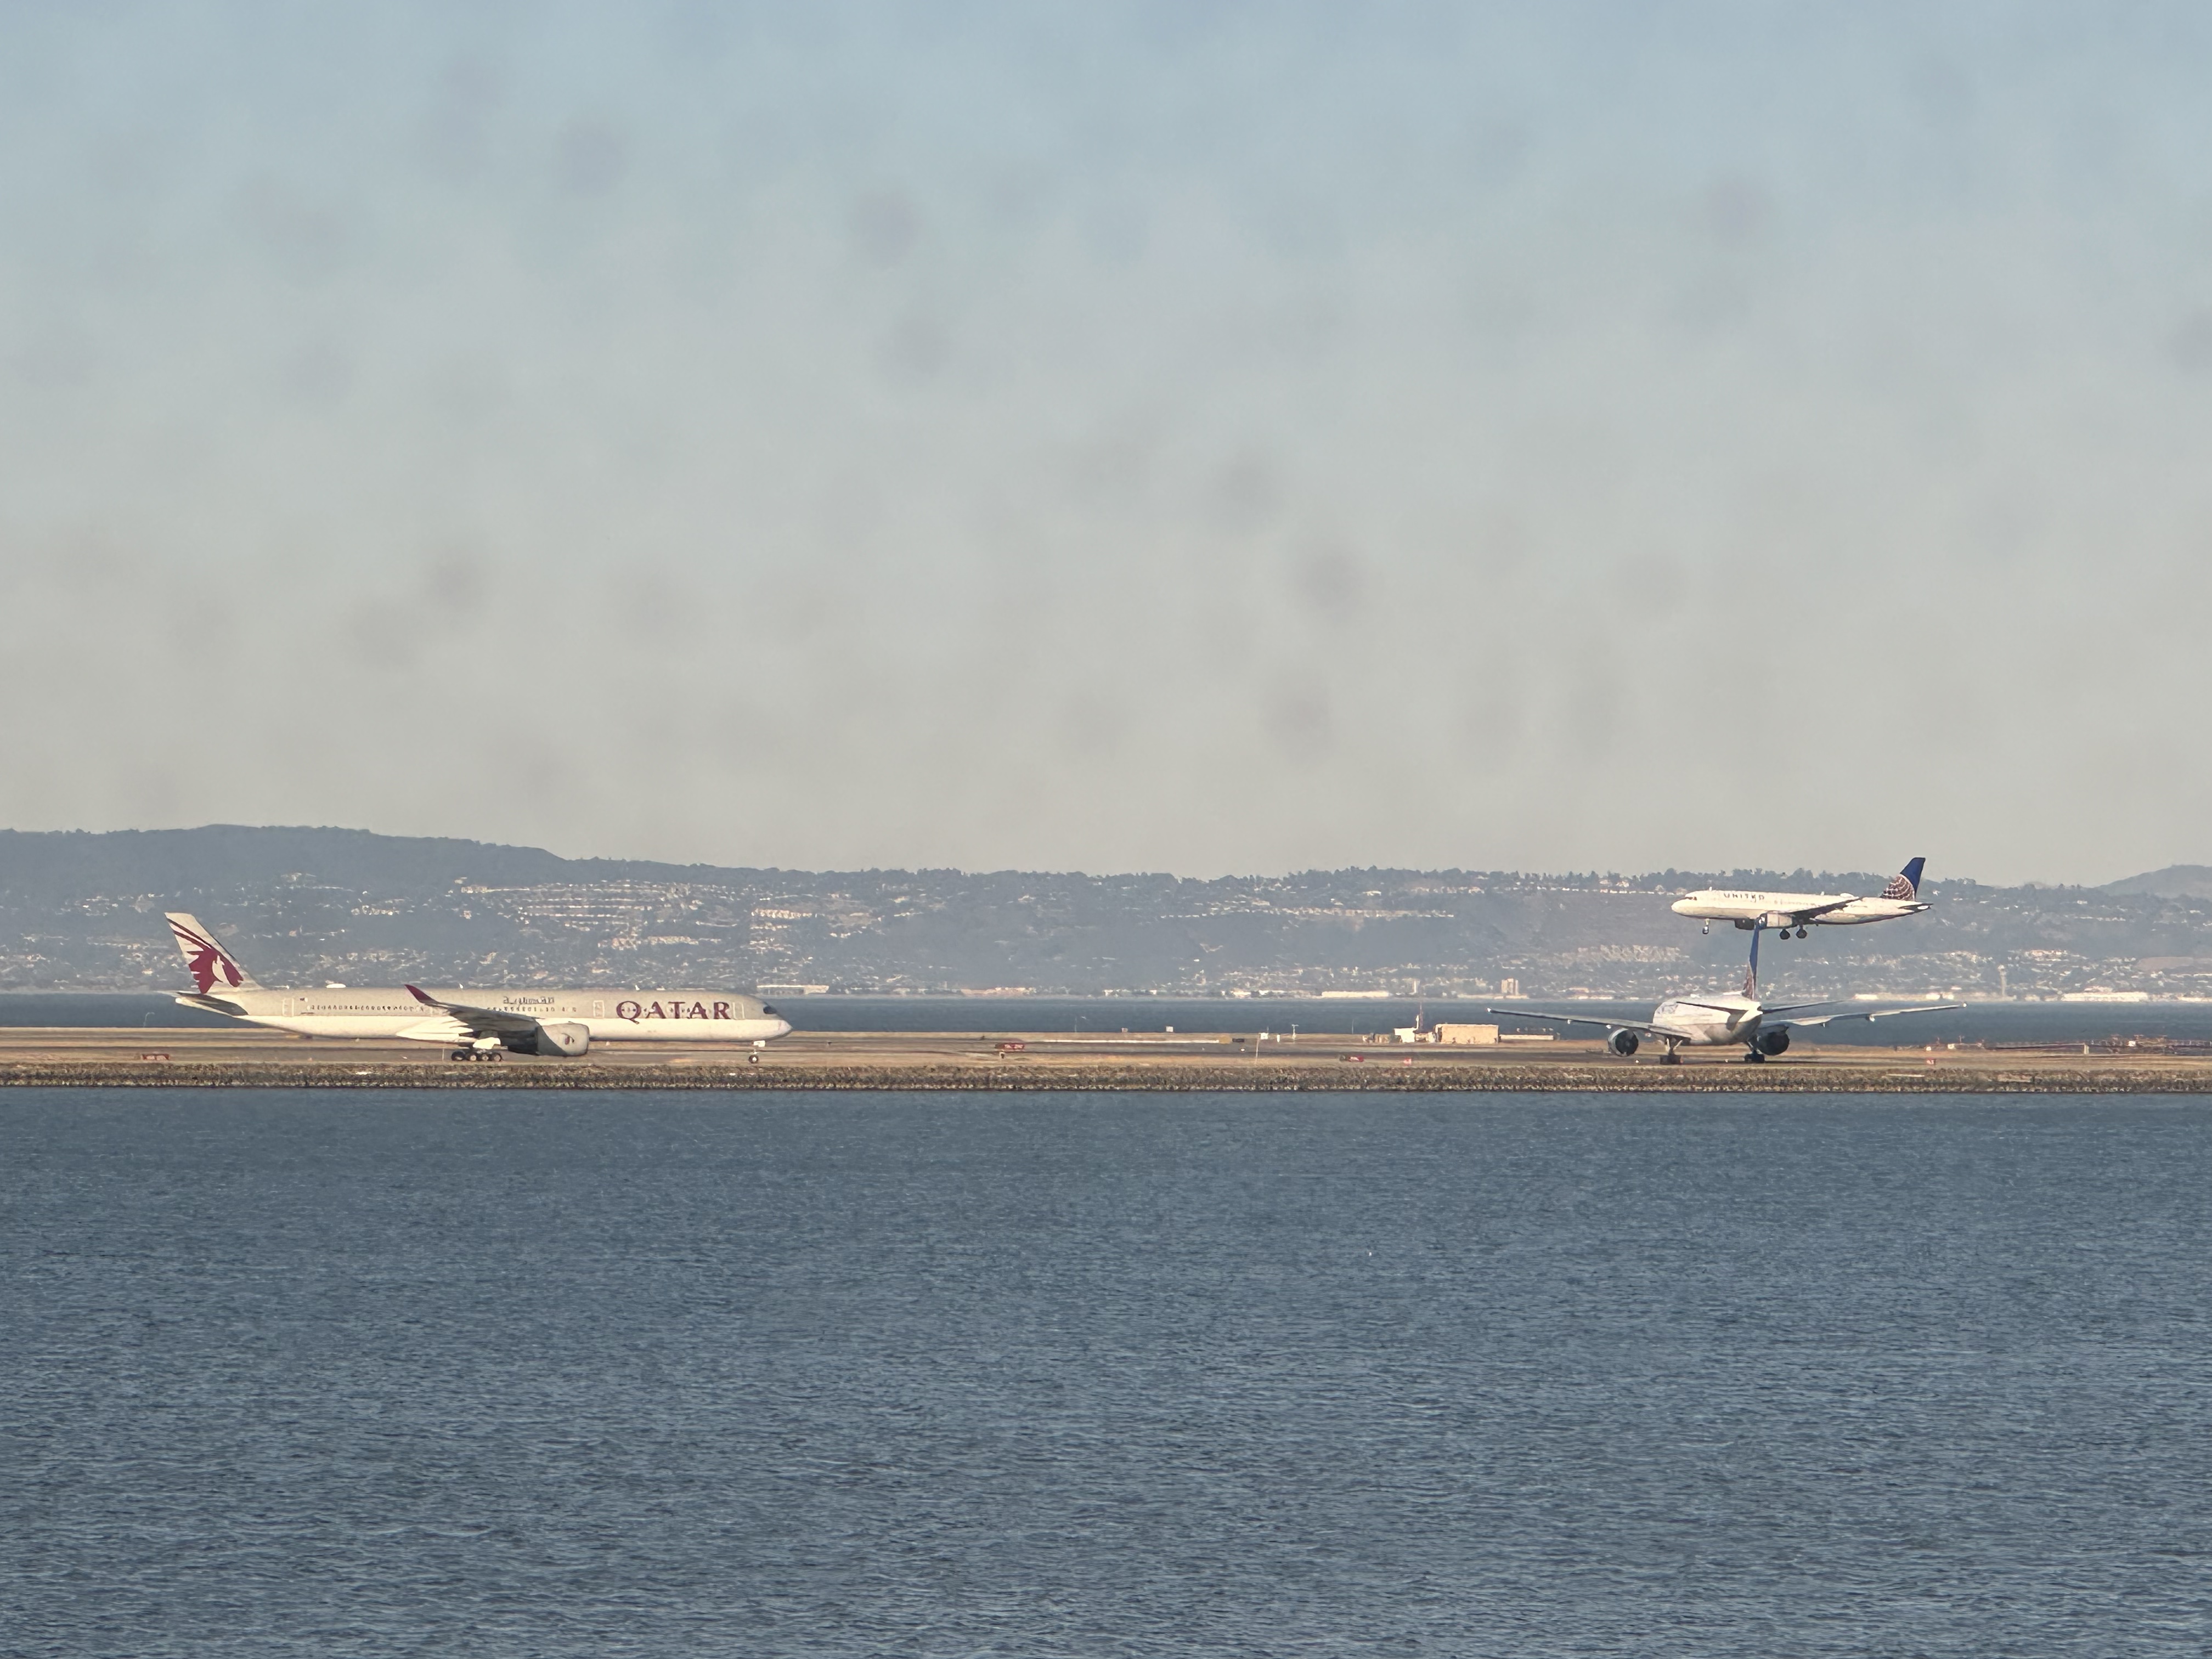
left=3, top=3, right=2210, bottom=882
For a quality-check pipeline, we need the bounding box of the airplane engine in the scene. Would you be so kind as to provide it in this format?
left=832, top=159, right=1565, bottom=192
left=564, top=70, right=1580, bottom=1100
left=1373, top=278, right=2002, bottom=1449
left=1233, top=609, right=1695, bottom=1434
left=533, top=1022, right=591, bottom=1057
left=1606, top=1028, right=1640, bottom=1056
left=1753, top=1028, right=1791, bottom=1056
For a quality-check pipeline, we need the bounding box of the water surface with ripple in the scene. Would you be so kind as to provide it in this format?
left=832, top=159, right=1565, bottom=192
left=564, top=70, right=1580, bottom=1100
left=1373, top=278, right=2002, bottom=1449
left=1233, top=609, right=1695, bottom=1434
left=5, top=1090, right=2208, bottom=1655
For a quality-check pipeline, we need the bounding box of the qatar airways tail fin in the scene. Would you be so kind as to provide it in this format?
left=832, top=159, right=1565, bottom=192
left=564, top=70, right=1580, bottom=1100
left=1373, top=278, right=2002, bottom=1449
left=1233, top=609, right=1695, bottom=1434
left=165, top=913, right=262, bottom=992
left=1881, top=857, right=1927, bottom=901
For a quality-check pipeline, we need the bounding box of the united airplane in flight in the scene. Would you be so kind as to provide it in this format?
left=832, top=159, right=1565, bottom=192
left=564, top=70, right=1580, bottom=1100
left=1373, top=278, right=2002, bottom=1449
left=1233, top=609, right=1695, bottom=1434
left=166, top=913, right=792, bottom=1059
left=1670, top=856, right=1932, bottom=938
left=1491, top=928, right=1959, bottom=1064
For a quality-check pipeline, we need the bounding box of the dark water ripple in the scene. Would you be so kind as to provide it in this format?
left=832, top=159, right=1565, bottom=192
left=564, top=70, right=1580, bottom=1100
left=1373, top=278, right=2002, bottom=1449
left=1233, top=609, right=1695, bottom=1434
left=3, top=1091, right=2209, bottom=1656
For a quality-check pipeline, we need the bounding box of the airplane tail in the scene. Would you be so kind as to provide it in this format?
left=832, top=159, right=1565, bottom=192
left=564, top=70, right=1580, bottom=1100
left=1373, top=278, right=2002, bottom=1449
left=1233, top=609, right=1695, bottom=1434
left=165, top=913, right=262, bottom=993
left=1742, top=926, right=1762, bottom=997
left=1881, top=856, right=1927, bottom=901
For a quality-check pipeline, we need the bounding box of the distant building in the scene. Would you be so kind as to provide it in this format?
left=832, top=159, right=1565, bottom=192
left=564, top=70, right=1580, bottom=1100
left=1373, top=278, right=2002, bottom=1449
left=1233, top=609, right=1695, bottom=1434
left=1435, top=1024, right=1499, bottom=1045
left=1499, top=978, right=1522, bottom=998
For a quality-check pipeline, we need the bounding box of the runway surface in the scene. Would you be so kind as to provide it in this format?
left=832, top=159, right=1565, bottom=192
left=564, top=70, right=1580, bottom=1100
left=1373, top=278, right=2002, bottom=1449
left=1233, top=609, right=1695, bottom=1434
left=2, top=1026, right=2209, bottom=1091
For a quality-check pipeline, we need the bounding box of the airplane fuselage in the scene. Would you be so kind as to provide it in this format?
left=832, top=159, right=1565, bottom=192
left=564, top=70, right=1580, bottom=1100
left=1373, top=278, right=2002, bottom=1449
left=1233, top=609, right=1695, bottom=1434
left=180, top=986, right=791, bottom=1045
left=1670, top=889, right=1929, bottom=927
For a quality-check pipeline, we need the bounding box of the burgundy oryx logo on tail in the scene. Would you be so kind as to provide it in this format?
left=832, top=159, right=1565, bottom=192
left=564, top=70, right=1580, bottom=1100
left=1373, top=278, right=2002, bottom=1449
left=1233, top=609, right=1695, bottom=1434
left=165, top=914, right=256, bottom=992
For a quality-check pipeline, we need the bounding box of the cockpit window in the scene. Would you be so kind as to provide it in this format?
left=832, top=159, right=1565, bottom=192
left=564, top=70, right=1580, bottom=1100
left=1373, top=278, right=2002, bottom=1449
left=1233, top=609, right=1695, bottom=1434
left=760, top=1005, right=778, bottom=1017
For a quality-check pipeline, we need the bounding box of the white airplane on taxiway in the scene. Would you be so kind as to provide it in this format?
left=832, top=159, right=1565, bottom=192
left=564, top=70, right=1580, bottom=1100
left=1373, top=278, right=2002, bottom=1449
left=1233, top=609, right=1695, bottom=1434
left=166, top=913, right=792, bottom=1059
left=1670, top=856, right=1932, bottom=938
left=1491, top=926, right=1960, bottom=1064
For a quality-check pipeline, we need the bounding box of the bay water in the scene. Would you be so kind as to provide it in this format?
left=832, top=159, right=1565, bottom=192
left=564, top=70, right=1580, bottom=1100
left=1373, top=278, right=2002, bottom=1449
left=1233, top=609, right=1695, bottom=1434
left=5, top=1090, right=2208, bottom=1655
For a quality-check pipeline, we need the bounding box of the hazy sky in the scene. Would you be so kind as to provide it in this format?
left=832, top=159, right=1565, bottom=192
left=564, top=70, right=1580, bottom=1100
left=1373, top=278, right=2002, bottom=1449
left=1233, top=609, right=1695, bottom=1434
left=4, top=3, right=2210, bottom=883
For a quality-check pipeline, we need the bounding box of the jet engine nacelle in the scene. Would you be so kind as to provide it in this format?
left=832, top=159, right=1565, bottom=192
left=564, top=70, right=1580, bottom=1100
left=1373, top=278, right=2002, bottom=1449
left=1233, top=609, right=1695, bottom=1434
left=533, top=1022, right=591, bottom=1057
left=1753, top=1028, right=1790, bottom=1057
left=1606, top=1028, right=1640, bottom=1056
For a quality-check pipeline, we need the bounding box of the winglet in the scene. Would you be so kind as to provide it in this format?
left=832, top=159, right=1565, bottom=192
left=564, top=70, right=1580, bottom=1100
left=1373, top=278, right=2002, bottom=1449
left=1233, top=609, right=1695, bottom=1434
left=405, top=984, right=438, bottom=1007
left=1883, top=857, right=1927, bottom=900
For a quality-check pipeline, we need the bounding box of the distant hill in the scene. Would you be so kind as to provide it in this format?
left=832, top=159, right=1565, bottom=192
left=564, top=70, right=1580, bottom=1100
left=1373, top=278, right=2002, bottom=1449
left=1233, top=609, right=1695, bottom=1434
left=2101, top=866, right=2212, bottom=899
left=4, top=824, right=2212, bottom=998
left=0, top=825, right=770, bottom=901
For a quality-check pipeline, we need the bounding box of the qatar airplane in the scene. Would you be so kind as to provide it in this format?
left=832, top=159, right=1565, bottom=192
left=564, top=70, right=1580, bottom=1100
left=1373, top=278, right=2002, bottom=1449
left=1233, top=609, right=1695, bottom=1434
left=1669, top=856, right=1932, bottom=938
left=166, top=913, right=792, bottom=1059
left=1490, top=927, right=1960, bottom=1063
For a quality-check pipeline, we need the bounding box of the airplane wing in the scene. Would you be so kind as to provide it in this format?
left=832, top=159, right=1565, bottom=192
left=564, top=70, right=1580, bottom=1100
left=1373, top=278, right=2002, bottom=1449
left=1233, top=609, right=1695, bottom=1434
left=1775, top=1002, right=1965, bottom=1030
left=405, top=984, right=543, bottom=1039
left=1486, top=1006, right=1669, bottom=1037
left=173, top=991, right=249, bottom=1017
left=1788, top=899, right=1859, bottom=923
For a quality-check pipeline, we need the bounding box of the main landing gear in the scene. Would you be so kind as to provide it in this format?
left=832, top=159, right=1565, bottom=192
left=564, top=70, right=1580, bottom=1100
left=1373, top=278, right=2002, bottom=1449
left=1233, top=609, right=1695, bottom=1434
left=448, top=1048, right=504, bottom=1063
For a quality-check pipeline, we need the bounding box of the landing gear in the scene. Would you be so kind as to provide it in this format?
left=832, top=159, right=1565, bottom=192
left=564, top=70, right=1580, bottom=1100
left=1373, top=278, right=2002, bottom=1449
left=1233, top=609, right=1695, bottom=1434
left=1660, top=1045, right=1682, bottom=1065
left=448, top=1048, right=503, bottom=1063
left=1744, top=1048, right=1767, bottom=1063
left=1701, top=921, right=1711, bottom=935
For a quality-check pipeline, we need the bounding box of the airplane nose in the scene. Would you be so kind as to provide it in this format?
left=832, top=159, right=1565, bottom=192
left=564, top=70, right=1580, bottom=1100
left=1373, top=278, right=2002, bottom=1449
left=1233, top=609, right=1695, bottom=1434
left=1669, top=899, right=1694, bottom=915
left=771, top=1018, right=792, bottom=1039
